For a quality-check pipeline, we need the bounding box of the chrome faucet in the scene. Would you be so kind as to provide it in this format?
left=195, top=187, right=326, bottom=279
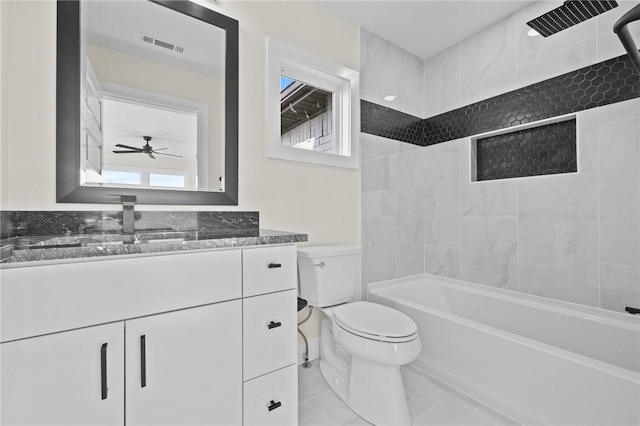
left=121, top=195, right=136, bottom=234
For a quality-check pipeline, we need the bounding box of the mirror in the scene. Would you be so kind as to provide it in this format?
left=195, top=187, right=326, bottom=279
left=57, top=0, right=238, bottom=205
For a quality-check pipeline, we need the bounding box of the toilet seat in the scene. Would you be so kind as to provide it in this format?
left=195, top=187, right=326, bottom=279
left=333, top=301, right=418, bottom=343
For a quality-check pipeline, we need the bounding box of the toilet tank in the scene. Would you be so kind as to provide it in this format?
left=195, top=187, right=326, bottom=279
left=297, top=245, right=362, bottom=307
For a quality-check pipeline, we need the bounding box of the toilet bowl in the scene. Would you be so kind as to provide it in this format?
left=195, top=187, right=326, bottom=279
left=298, top=245, right=422, bottom=425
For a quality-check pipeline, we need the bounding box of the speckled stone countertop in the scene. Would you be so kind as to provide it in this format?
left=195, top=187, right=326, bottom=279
left=1, top=229, right=307, bottom=266
left=0, top=211, right=307, bottom=266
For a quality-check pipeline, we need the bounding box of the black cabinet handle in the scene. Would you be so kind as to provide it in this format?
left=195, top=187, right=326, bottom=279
left=100, top=343, right=108, bottom=400
left=140, top=335, right=146, bottom=388
left=267, top=321, right=282, bottom=329
left=268, top=400, right=282, bottom=412
left=267, top=263, right=281, bottom=269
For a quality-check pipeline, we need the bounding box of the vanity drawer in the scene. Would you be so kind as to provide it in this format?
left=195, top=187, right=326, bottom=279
left=242, top=245, right=296, bottom=297
left=243, top=365, right=297, bottom=426
left=243, top=289, right=297, bottom=380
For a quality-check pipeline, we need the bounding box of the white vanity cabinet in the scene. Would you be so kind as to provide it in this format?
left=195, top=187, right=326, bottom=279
left=0, top=244, right=298, bottom=426
left=1, top=323, right=125, bottom=426
left=125, top=301, right=242, bottom=426
left=242, top=246, right=298, bottom=426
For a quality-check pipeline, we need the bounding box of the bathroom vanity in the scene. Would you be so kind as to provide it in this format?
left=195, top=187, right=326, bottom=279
left=0, top=233, right=304, bottom=425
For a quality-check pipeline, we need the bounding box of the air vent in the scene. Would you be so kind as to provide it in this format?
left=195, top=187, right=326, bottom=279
left=140, top=32, right=185, bottom=55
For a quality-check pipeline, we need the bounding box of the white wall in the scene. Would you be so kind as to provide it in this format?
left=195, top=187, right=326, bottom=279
left=361, top=0, right=640, bottom=313
left=0, top=0, right=361, bottom=341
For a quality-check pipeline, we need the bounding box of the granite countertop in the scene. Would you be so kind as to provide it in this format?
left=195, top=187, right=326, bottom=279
left=1, top=229, right=308, bottom=266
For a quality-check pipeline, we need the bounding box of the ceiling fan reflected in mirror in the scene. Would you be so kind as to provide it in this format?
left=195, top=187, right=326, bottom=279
left=112, top=136, right=183, bottom=159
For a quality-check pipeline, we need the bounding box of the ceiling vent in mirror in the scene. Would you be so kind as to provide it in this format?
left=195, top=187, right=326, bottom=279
left=140, top=32, right=185, bottom=54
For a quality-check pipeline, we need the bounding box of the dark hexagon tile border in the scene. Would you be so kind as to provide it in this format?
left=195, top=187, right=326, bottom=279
left=360, top=101, right=423, bottom=145
left=361, top=52, right=639, bottom=147
left=475, top=119, right=577, bottom=181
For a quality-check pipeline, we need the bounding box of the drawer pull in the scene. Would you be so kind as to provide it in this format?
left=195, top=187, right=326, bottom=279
left=267, top=321, right=282, bottom=329
left=267, top=263, right=282, bottom=269
left=100, top=343, right=108, bottom=400
left=140, top=335, right=146, bottom=388
left=268, top=400, right=282, bottom=412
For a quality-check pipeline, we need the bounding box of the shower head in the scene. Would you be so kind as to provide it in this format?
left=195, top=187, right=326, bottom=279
left=527, top=0, right=618, bottom=37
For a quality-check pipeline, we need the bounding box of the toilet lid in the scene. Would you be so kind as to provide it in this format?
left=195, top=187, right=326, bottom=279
left=333, top=301, right=418, bottom=342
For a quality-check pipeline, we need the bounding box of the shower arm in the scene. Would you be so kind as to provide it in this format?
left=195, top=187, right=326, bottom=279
left=613, top=3, right=640, bottom=73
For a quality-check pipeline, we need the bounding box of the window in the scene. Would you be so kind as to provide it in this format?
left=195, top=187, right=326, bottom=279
left=101, top=166, right=189, bottom=189
left=267, top=38, right=359, bottom=169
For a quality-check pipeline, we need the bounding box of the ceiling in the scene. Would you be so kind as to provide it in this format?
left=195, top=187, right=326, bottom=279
left=85, top=0, right=225, bottom=78
left=317, top=0, right=537, bottom=60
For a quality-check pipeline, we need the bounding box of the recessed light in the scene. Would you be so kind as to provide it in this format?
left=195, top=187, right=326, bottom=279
left=527, top=29, right=540, bottom=37
left=384, top=95, right=396, bottom=101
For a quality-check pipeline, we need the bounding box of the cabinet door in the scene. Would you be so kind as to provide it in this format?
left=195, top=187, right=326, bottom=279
left=1, top=323, right=125, bottom=426
left=125, top=301, right=242, bottom=426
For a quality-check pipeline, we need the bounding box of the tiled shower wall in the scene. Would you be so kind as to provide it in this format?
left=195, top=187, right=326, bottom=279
left=360, top=1, right=640, bottom=313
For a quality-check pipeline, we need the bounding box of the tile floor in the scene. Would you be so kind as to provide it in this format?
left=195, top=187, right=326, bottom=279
left=298, top=362, right=519, bottom=426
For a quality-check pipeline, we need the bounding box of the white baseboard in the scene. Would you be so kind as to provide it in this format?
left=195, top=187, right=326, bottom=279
left=298, top=337, right=320, bottom=365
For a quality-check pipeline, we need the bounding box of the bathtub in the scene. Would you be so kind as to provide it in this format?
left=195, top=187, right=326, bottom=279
left=368, top=274, right=640, bottom=426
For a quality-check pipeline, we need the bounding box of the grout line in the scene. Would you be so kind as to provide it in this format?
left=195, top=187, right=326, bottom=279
left=297, top=388, right=331, bottom=407
left=595, top=108, right=602, bottom=309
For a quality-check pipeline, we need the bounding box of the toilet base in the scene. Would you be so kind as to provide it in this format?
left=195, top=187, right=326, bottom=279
left=319, top=318, right=412, bottom=426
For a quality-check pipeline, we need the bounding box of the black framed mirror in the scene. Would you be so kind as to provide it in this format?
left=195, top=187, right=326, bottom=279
left=57, top=0, right=238, bottom=205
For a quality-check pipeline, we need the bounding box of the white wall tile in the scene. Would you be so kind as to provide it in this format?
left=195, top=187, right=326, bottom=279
left=577, top=108, right=599, bottom=174
left=423, top=142, right=460, bottom=247
left=424, top=245, right=460, bottom=279
left=600, top=263, right=640, bottom=312
left=423, top=179, right=460, bottom=247
left=459, top=14, right=517, bottom=106
left=516, top=38, right=597, bottom=88
left=361, top=189, right=395, bottom=218
left=361, top=217, right=397, bottom=285
left=460, top=216, right=518, bottom=290
left=360, top=28, right=424, bottom=117
left=360, top=28, right=396, bottom=107
left=361, top=156, right=391, bottom=192
left=518, top=174, right=599, bottom=306
left=361, top=133, right=403, bottom=161
left=424, top=43, right=460, bottom=118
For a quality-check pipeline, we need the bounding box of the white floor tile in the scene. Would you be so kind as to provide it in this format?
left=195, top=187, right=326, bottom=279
left=413, top=392, right=519, bottom=426
left=299, top=363, right=519, bottom=426
left=299, top=391, right=364, bottom=426
left=299, top=362, right=330, bottom=404
left=401, top=364, right=456, bottom=414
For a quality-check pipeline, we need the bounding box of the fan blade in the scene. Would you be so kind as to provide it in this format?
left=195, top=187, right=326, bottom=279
left=113, top=150, right=143, bottom=154
left=153, top=148, right=168, bottom=151
left=154, top=152, right=183, bottom=158
left=115, top=144, right=143, bottom=151
left=147, top=152, right=156, bottom=159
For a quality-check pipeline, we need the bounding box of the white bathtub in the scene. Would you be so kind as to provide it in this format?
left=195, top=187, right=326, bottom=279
left=368, top=274, right=640, bottom=426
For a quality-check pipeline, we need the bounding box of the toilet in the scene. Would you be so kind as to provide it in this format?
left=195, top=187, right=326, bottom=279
left=297, top=245, right=421, bottom=426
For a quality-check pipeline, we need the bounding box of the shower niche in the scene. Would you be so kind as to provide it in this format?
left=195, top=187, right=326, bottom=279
left=470, top=115, right=578, bottom=182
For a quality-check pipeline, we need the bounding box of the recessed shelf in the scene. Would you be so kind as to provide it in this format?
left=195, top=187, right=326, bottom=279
left=471, top=115, right=577, bottom=182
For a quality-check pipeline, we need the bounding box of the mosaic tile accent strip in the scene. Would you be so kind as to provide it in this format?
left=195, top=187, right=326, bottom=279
left=361, top=52, right=639, bottom=147
left=475, top=119, right=577, bottom=181
left=361, top=100, right=423, bottom=145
